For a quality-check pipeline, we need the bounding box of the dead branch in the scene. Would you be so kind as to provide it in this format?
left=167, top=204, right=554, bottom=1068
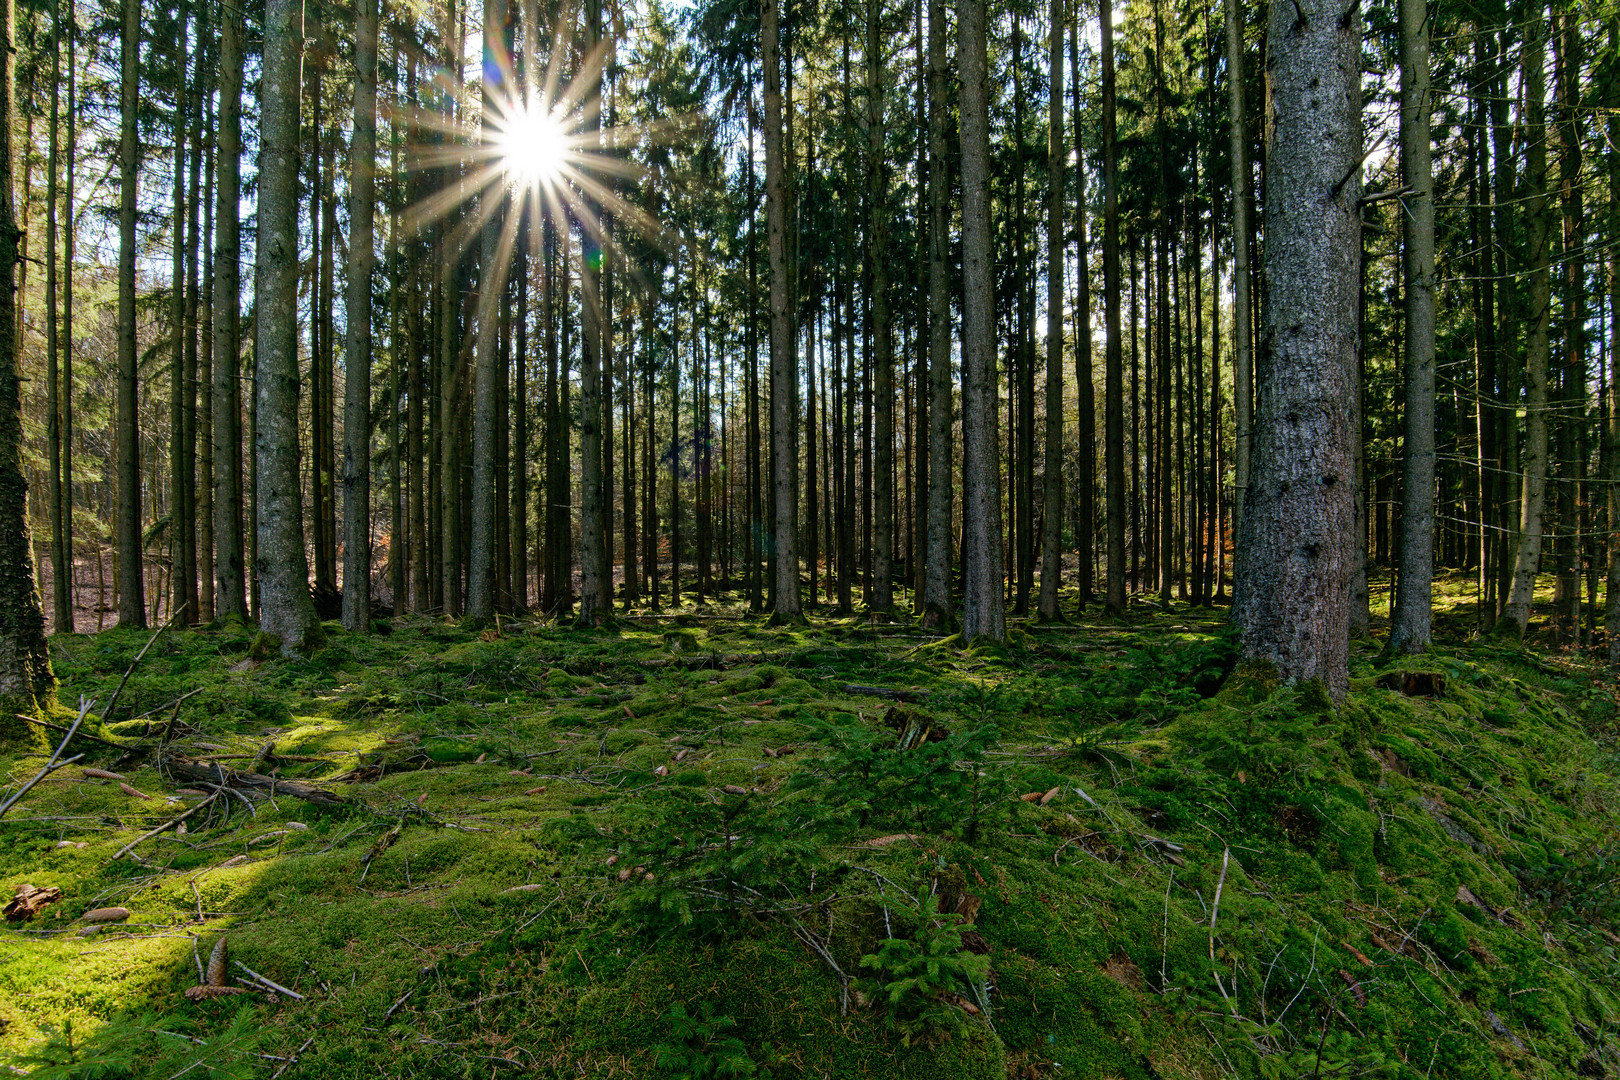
left=164, top=758, right=347, bottom=808
left=0, top=697, right=96, bottom=819
left=110, top=791, right=223, bottom=861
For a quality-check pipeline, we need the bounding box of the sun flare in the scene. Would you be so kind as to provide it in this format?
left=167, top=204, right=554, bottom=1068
left=497, top=107, right=571, bottom=186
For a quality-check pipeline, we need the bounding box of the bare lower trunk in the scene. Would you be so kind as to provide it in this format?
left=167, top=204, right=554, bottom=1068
left=116, top=0, right=144, bottom=628
left=1036, top=0, right=1064, bottom=622
left=1231, top=0, right=1361, bottom=701
left=253, top=0, right=319, bottom=653
left=212, top=0, right=245, bottom=622
left=1102, top=0, right=1125, bottom=617
left=868, top=0, right=893, bottom=618
left=1226, top=0, right=1251, bottom=536
left=341, top=0, right=378, bottom=632
left=0, top=0, right=54, bottom=722
left=764, top=0, right=800, bottom=620
left=1501, top=20, right=1551, bottom=639
left=1606, top=21, right=1620, bottom=667
left=1389, top=0, right=1435, bottom=653
left=921, top=0, right=952, bottom=630
left=958, top=0, right=1004, bottom=644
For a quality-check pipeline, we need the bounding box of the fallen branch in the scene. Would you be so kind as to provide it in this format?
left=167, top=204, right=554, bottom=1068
left=269, top=1037, right=315, bottom=1080
left=0, top=697, right=96, bottom=819
left=13, top=712, right=127, bottom=753
left=232, top=959, right=305, bottom=1000
left=104, top=608, right=186, bottom=722
left=164, top=759, right=347, bottom=808
left=841, top=684, right=928, bottom=703
left=110, top=791, right=222, bottom=861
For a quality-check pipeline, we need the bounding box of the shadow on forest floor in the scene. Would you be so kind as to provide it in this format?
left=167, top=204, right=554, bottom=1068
left=2, top=575, right=1617, bottom=1079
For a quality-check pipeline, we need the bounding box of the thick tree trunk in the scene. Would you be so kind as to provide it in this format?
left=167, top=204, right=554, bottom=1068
left=1389, top=0, right=1435, bottom=653
left=921, top=0, right=952, bottom=630
left=0, top=0, right=54, bottom=726
left=169, top=3, right=190, bottom=626
left=341, top=0, right=378, bottom=632
left=1501, top=21, right=1551, bottom=639
left=958, top=0, right=1004, bottom=644
left=253, top=0, right=320, bottom=653
left=1232, top=0, right=1361, bottom=701
left=1036, top=0, right=1064, bottom=623
left=116, top=0, right=144, bottom=628
left=764, top=0, right=800, bottom=620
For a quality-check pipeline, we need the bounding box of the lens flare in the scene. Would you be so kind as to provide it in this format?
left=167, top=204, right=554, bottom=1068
left=498, top=107, right=570, bottom=186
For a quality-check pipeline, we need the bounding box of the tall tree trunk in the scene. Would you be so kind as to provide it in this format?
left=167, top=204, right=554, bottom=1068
left=46, top=3, right=66, bottom=631
left=1389, top=0, right=1435, bottom=653
left=921, top=0, right=952, bottom=629
left=1101, top=0, right=1125, bottom=616
left=212, top=0, right=246, bottom=622
left=341, top=0, right=378, bottom=632
left=1070, top=12, right=1094, bottom=613
left=115, top=0, right=144, bottom=627
left=1605, top=18, right=1619, bottom=666
left=1226, top=0, right=1251, bottom=534
left=1553, top=16, right=1584, bottom=643
left=958, top=0, right=1004, bottom=643
left=867, top=0, right=894, bottom=616
left=1232, top=0, right=1360, bottom=700
left=468, top=0, right=506, bottom=625
left=1036, top=0, right=1064, bottom=622
left=255, top=0, right=320, bottom=652
left=1501, top=18, right=1551, bottom=639
left=169, top=1, right=191, bottom=626
left=577, top=0, right=608, bottom=624
left=0, top=0, right=53, bottom=725
left=58, top=0, right=75, bottom=632
left=764, top=0, right=800, bottom=620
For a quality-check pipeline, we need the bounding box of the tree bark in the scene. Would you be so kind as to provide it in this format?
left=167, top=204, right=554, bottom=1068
left=1036, top=0, right=1064, bottom=622
left=921, top=0, right=952, bottom=630
left=958, top=0, right=1004, bottom=644
left=1226, top=0, right=1251, bottom=536
left=867, top=0, right=893, bottom=617
left=577, top=0, right=609, bottom=625
left=253, top=0, right=320, bottom=653
left=1501, top=19, right=1551, bottom=639
left=115, top=0, right=144, bottom=628
left=1232, top=0, right=1361, bottom=700
left=764, top=0, right=800, bottom=620
left=1101, top=0, right=1125, bottom=617
left=1389, top=0, right=1435, bottom=653
left=341, top=0, right=378, bottom=632
left=0, top=0, right=54, bottom=726
left=1606, top=19, right=1620, bottom=666
left=211, top=0, right=246, bottom=622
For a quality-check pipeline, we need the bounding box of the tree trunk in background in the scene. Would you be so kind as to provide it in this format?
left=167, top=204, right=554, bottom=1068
left=1502, top=19, right=1551, bottom=639
left=867, top=0, right=894, bottom=616
left=468, top=0, right=504, bottom=624
left=1232, top=0, right=1360, bottom=700
left=46, top=6, right=66, bottom=632
left=116, top=0, right=144, bottom=628
left=341, top=0, right=378, bottom=632
left=212, top=0, right=246, bottom=622
left=1036, top=0, right=1064, bottom=622
left=1102, top=0, right=1125, bottom=617
left=58, top=0, right=76, bottom=633
left=169, top=4, right=191, bottom=626
left=921, top=0, right=952, bottom=630
left=1226, top=0, right=1251, bottom=536
left=958, top=0, right=1004, bottom=644
left=1390, top=0, right=1435, bottom=653
left=764, top=0, right=800, bottom=620
left=578, top=0, right=609, bottom=625
left=0, top=0, right=54, bottom=726
left=1070, top=14, right=1094, bottom=614
left=254, top=0, right=320, bottom=653
left=1606, top=19, right=1619, bottom=667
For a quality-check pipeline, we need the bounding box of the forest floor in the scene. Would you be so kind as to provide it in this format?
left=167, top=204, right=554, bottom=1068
left=2, top=575, right=1617, bottom=1079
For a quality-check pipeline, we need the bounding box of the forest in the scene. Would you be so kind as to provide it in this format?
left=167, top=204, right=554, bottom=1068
left=0, top=0, right=1617, bottom=1072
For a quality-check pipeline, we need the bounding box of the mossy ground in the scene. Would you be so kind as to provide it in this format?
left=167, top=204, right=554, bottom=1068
left=2, top=573, right=1616, bottom=1078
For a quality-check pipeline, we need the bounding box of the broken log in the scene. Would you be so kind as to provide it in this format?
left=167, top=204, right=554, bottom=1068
left=165, top=758, right=348, bottom=808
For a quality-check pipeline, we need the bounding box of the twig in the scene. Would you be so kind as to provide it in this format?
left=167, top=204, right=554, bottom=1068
left=381, top=986, right=417, bottom=1022
left=12, top=712, right=126, bottom=752
left=268, top=1037, right=314, bottom=1080
left=1209, top=848, right=1237, bottom=1015
left=0, top=697, right=96, bottom=818
left=105, top=609, right=186, bottom=722
left=231, top=960, right=304, bottom=1000
left=110, top=791, right=222, bottom=861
